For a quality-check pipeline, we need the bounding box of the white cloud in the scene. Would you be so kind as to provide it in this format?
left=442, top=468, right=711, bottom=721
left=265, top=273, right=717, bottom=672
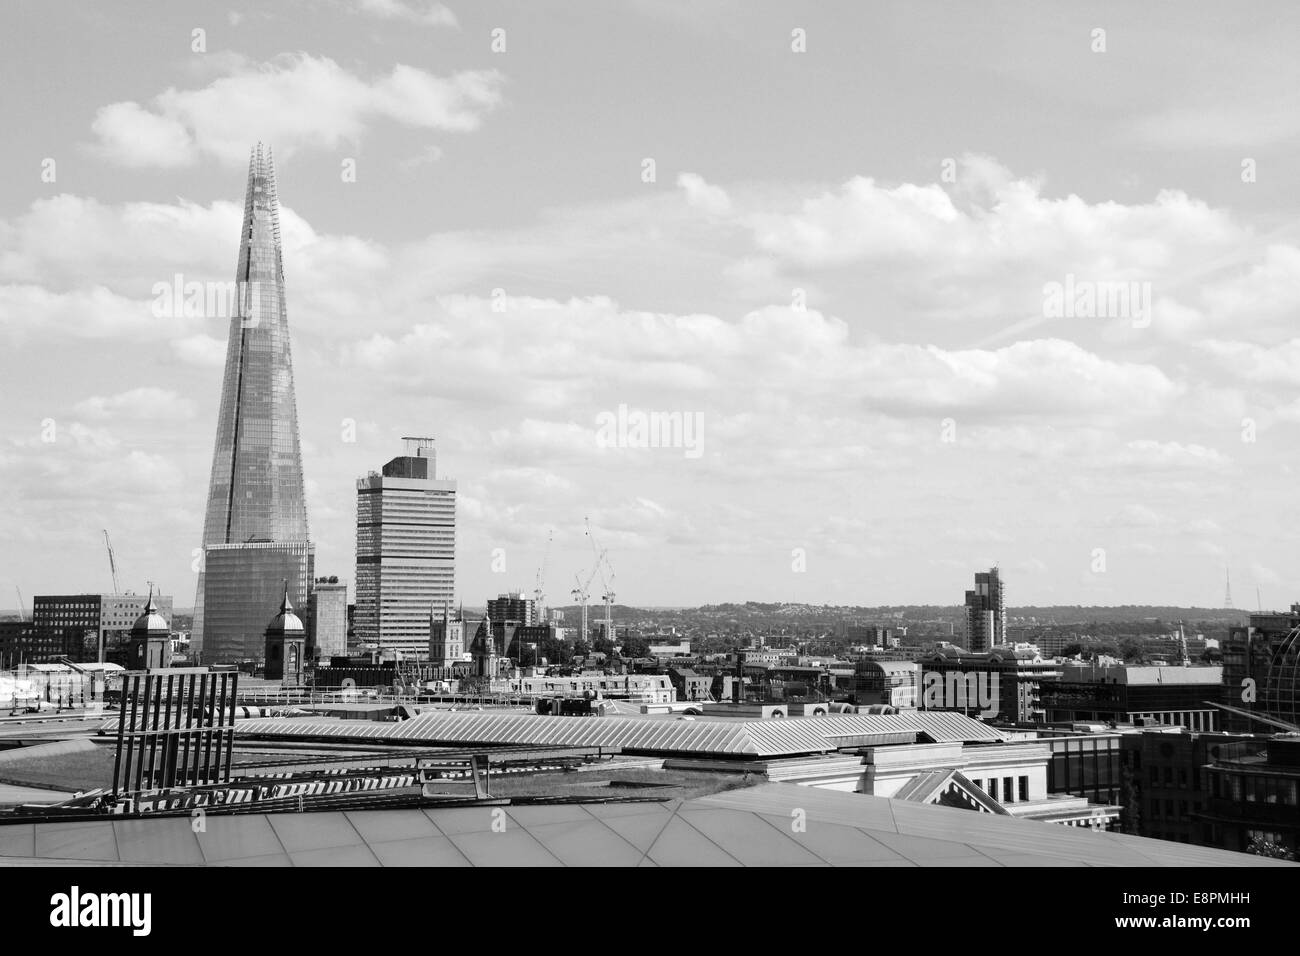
left=75, top=387, right=196, bottom=421
left=346, top=0, right=458, bottom=27
left=677, top=173, right=732, bottom=216
left=87, top=54, right=504, bottom=167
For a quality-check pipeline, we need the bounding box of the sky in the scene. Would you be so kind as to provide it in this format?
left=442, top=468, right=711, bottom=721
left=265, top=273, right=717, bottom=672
left=2, top=1, right=1299, bottom=611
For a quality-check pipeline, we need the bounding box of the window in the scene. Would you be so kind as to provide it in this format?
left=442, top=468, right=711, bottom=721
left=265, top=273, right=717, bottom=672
left=1003, top=777, right=1014, bottom=803
left=1019, top=776, right=1029, bottom=802
left=987, top=778, right=998, bottom=801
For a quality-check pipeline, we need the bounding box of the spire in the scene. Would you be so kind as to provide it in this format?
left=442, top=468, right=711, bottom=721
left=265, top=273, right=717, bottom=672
left=144, top=583, right=157, bottom=615
left=280, top=579, right=293, bottom=615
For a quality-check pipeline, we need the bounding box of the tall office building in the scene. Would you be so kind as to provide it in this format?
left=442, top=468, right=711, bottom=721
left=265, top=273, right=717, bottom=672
left=192, top=144, right=313, bottom=663
left=355, top=438, right=457, bottom=659
left=487, top=591, right=537, bottom=626
left=964, top=567, right=1006, bottom=653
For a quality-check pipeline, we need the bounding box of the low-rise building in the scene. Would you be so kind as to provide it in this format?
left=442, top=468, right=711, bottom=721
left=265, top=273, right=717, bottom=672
left=1040, top=663, right=1226, bottom=731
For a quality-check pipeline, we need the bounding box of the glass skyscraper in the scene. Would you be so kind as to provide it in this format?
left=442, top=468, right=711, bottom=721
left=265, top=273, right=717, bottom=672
left=192, top=144, right=313, bottom=664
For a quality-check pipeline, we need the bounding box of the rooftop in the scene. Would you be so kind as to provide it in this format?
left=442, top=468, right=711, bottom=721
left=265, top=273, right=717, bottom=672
left=0, top=782, right=1286, bottom=867
left=232, top=710, right=1008, bottom=759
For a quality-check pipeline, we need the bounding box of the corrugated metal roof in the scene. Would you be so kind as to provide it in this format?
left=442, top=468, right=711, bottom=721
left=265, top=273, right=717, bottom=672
left=233, top=710, right=1004, bottom=758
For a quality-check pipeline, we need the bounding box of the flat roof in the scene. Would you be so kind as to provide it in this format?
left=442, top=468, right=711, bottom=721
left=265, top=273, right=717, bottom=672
left=0, top=782, right=1287, bottom=867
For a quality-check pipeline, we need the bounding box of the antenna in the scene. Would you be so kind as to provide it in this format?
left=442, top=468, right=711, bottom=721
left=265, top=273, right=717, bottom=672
left=1224, top=567, right=1233, bottom=609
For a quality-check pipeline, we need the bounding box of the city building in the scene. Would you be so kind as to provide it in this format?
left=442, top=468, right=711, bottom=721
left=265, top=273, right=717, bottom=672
left=1040, top=663, right=1226, bottom=731
left=429, top=603, right=467, bottom=667
left=501, top=673, right=676, bottom=704
left=1202, top=733, right=1300, bottom=857
left=1224, top=605, right=1300, bottom=731
left=964, top=567, right=1006, bottom=652
left=355, top=438, right=457, bottom=659
left=1118, top=727, right=1256, bottom=846
left=486, top=592, right=536, bottom=626
left=32, top=593, right=175, bottom=665
left=203, top=543, right=314, bottom=663
left=667, top=666, right=711, bottom=702
left=193, top=144, right=313, bottom=663
left=918, top=646, right=1060, bottom=723
left=308, top=578, right=348, bottom=661
left=853, top=660, right=918, bottom=708
left=0, top=622, right=88, bottom=666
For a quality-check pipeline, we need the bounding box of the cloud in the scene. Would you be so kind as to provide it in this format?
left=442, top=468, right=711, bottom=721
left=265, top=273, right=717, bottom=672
left=344, top=0, right=457, bottom=26
left=74, top=387, right=196, bottom=421
left=87, top=53, right=505, bottom=167
left=677, top=173, right=732, bottom=216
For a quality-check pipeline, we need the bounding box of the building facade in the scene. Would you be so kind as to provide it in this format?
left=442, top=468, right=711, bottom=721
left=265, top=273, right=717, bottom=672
left=355, top=438, right=457, bottom=659
left=486, top=592, right=536, bottom=626
left=1040, top=663, right=1226, bottom=731
left=308, top=579, right=348, bottom=661
left=31, top=593, right=175, bottom=665
left=193, top=144, right=312, bottom=663
left=202, top=542, right=314, bottom=664
left=1202, top=735, right=1300, bottom=857
left=964, top=567, right=1006, bottom=653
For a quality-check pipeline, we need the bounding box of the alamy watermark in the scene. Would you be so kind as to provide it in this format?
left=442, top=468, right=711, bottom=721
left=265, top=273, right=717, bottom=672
left=1043, top=273, right=1151, bottom=328
left=920, top=670, right=999, bottom=718
left=152, top=275, right=264, bottom=326
left=596, top=404, right=704, bottom=460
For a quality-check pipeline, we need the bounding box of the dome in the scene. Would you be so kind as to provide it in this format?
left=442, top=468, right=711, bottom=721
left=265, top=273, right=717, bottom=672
left=131, top=590, right=170, bottom=636
left=266, top=585, right=305, bottom=635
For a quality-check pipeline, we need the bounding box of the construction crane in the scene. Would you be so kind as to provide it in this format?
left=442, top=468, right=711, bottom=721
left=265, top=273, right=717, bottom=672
left=1177, top=620, right=1190, bottom=667
left=533, top=529, right=553, bottom=623
left=585, top=518, right=616, bottom=647
left=14, top=586, right=25, bottom=622
left=103, top=529, right=121, bottom=594
left=571, top=566, right=600, bottom=647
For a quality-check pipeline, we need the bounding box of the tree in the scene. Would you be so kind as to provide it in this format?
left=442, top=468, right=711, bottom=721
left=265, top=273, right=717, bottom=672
left=1118, top=637, right=1147, bottom=663
left=1247, top=836, right=1296, bottom=861
left=620, top=635, right=651, bottom=658
left=1060, top=643, right=1083, bottom=658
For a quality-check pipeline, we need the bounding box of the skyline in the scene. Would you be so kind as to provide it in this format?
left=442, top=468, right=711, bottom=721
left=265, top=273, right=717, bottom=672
left=4, top=2, right=1300, bottom=609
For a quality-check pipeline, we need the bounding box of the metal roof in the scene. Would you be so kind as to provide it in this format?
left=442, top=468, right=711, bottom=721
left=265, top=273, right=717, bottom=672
left=232, top=710, right=1005, bottom=758
left=0, top=781, right=1289, bottom=868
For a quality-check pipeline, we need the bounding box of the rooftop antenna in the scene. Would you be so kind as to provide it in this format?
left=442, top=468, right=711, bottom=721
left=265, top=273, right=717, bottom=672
left=1224, top=567, right=1234, bottom=609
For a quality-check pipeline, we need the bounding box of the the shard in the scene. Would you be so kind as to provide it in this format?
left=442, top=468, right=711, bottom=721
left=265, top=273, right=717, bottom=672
left=192, top=144, right=313, bottom=664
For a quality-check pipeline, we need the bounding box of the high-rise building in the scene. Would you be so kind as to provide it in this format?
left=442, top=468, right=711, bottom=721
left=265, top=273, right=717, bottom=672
left=964, top=567, right=1006, bottom=653
left=486, top=591, right=537, bottom=626
left=308, top=578, right=349, bottom=661
left=192, top=144, right=313, bottom=663
left=355, top=438, right=457, bottom=659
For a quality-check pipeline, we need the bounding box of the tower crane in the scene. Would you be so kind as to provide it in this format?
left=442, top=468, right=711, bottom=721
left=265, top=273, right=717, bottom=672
left=533, top=529, right=553, bottom=623
left=14, top=586, right=25, bottom=622
left=103, top=529, right=121, bottom=594
left=571, top=564, right=600, bottom=647
left=585, top=518, right=616, bottom=647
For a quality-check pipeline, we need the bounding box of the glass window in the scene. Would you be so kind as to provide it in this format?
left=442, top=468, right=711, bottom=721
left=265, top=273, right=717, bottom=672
left=1019, top=776, right=1029, bottom=802
left=1003, top=777, right=1014, bottom=803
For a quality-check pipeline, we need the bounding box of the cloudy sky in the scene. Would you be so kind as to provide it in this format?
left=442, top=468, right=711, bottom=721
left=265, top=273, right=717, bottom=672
left=2, top=1, right=1299, bottom=611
